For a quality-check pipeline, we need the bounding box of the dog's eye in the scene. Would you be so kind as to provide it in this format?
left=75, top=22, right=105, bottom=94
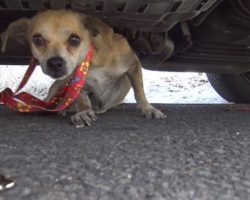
left=68, top=34, right=81, bottom=47
left=33, top=34, right=45, bottom=46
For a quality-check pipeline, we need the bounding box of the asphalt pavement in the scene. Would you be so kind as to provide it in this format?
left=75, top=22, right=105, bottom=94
left=0, top=104, right=250, bottom=200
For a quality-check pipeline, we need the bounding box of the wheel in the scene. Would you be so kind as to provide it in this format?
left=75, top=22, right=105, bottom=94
left=207, top=73, right=250, bottom=103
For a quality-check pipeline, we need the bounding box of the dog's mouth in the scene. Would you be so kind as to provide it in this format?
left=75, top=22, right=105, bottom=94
left=45, top=67, right=68, bottom=79
left=49, top=72, right=67, bottom=79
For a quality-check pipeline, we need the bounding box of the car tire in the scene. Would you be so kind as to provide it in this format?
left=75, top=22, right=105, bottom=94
left=207, top=73, right=250, bottom=103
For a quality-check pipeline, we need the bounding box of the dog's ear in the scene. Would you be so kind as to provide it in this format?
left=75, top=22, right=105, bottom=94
left=1, top=18, right=30, bottom=53
left=82, top=15, right=113, bottom=47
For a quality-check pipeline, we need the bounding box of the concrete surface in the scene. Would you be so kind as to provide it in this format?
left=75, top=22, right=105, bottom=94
left=0, top=104, right=250, bottom=200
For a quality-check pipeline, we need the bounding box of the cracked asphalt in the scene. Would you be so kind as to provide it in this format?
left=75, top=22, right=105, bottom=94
left=0, top=104, right=250, bottom=200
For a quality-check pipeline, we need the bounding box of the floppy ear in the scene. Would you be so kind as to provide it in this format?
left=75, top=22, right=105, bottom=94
left=1, top=18, right=30, bottom=53
left=82, top=15, right=113, bottom=48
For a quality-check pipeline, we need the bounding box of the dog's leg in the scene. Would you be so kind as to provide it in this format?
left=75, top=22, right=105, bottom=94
left=71, top=90, right=97, bottom=128
left=45, top=79, right=69, bottom=102
left=47, top=81, right=96, bottom=127
left=127, top=62, right=167, bottom=119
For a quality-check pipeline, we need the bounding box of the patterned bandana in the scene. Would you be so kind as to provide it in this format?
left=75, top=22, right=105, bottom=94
left=0, top=43, right=93, bottom=112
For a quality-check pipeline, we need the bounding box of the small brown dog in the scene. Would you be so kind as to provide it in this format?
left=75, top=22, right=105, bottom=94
left=1, top=9, right=166, bottom=127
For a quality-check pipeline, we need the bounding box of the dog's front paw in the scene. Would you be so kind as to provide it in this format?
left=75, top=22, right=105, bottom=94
left=141, top=106, right=167, bottom=119
left=71, top=108, right=97, bottom=128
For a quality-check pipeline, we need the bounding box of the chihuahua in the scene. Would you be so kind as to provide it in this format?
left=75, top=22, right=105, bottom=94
left=1, top=9, right=166, bottom=127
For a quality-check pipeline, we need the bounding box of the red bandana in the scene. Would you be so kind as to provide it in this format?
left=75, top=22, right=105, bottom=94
left=0, top=43, right=93, bottom=112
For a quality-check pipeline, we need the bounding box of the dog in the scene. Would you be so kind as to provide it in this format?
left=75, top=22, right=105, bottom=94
left=1, top=9, right=166, bottom=127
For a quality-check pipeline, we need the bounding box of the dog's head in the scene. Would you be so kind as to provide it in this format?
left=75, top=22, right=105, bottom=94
left=1, top=10, right=113, bottom=79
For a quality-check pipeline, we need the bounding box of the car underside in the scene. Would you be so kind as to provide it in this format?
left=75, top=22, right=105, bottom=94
left=1, top=0, right=250, bottom=103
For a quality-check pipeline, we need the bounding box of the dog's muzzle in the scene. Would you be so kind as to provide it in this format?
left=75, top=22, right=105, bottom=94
left=46, top=56, right=67, bottom=78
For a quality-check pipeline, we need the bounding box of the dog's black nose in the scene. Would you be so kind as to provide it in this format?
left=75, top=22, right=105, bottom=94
left=47, top=57, right=66, bottom=77
left=47, top=57, right=65, bottom=71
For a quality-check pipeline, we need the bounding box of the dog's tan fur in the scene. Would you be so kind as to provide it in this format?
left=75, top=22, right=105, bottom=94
left=1, top=9, right=166, bottom=127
